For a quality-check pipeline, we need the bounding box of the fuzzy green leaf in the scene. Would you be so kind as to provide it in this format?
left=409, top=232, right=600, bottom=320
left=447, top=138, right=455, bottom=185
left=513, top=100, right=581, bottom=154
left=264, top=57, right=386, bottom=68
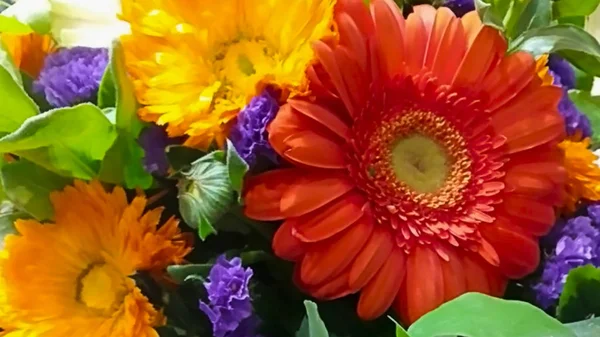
left=558, top=265, right=600, bottom=323
left=0, top=160, right=71, bottom=220
left=177, top=151, right=234, bottom=240
left=408, top=293, right=576, bottom=337
left=98, top=40, right=152, bottom=189
left=0, top=104, right=117, bottom=179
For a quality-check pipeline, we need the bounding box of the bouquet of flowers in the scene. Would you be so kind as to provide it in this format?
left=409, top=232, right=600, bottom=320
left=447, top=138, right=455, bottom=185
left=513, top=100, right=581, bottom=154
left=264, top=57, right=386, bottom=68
left=2, top=0, right=600, bottom=336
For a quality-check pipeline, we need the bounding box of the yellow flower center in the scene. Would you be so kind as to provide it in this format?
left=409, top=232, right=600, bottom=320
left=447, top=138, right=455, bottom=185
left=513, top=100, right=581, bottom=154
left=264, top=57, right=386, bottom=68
left=76, top=262, right=128, bottom=314
left=391, top=134, right=450, bottom=193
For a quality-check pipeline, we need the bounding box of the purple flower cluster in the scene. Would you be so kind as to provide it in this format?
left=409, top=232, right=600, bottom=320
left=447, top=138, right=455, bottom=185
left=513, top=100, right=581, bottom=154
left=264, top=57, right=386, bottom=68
left=200, top=255, right=260, bottom=337
left=547, top=55, right=592, bottom=138
left=138, top=125, right=176, bottom=176
left=33, top=47, right=108, bottom=108
left=444, top=0, right=475, bottom=17
left=229, top=92, right=279, bottom=169
left=533, top=204, right=600, bottom=309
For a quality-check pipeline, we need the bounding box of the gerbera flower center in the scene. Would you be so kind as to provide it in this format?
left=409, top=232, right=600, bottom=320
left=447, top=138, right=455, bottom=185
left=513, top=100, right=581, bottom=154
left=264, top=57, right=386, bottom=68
left=391, top=134, right=450, bottom=193
left=76, top=262, right=128, bottom=314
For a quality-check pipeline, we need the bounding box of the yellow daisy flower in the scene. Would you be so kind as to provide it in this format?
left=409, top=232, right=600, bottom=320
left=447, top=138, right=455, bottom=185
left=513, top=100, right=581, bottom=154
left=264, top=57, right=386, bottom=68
left=559, top=137, right=600, bottom=212
left=0, top=181, right=192, bottom=337
left=119, top=0, right=337, bottom=149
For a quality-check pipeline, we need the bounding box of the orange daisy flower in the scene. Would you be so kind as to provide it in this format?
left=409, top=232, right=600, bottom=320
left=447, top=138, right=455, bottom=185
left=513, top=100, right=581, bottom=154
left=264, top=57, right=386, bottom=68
left=559, top=137, right=600, bottom=212
left=1, top=33, right=56, bottom=78
left=243, top=0, right=566, bottom=324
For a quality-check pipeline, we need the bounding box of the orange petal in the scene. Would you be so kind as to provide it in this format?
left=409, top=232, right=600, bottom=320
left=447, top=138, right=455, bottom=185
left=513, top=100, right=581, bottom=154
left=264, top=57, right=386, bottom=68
left=357, top=248, right=406, bottom=320
left=280, top=173, right=355, bottom=217
left=404, top=11, right=428, bottom=75
left=338, top=11, right=368, bottom=72
left=309, top=268, right=354, bottom=300
left=334, top=46, right=370, bottom=111
left=440, top=248, right=467, bottom=301
left=403, top=245, right=445, bottom=324
left=502, top=195, right=556, bottom=231
left=462, top=254, right=491, bottom=293
left=452, top=25, right=506, bottom=89
left=300, top=216, right=373, bottom=285
left=480, top=217, right=540, bottom=278
left=288, top=99, right=350, bottom=139
left=269, top=104, right=319, bottom=157
left=504, top=170, right=555, bottom=198
left=349, top=227, right=394, bottom=291
left=273, top=220, right=306, bottom=261
left=337, top=0, right=374, bottom=37
left=431, top=14, right=467, bottom=84
left=460, top=11, right=482, bottom=45
left=482, top=51, right=535, bottom=111
left=292, top=192, right=367, bottom=242
left=371, top=0, right=405, bottom=77
left=478, top=238, right=500, bottom=267
left=424, top=7, right=454, bottom=70
left=283, top=130, right=346, bottom=169
left=313, top=40, right=356, bottom=116
left=243, top=169, right=301, bottom=221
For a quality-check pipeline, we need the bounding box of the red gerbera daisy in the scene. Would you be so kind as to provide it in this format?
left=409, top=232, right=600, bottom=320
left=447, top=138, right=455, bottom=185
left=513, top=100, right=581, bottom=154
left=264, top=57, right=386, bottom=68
left=243, top=0, right=566, bottom=323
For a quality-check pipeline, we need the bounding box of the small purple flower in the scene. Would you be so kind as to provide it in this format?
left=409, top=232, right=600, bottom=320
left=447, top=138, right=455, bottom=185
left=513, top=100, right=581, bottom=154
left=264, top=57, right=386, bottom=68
left=229, top=92, right=279, bottom=169
left=444, top=0, right=475, bottom=17
left=557, top=90, right=592, bottom=138
left=33, top=47, right=108, bottom=108
left=533, top=207, right=600, bottom=309
left=200, top=256, right=255, bottom=337
left=138, top=125, right=177, bottom=176
left=548, top=55, right=576, bottom=90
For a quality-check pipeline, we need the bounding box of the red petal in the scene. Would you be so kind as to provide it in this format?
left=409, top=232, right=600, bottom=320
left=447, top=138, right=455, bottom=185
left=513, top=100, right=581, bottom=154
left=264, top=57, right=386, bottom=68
left=283, top=130, right=346, bottom=169
left=432, top=14, right=467, bottom=84
left=338, top=12, right=368, bottom=72
left=440, top=248, right=467, bottom=301
left=287, top=100, right=349, bottom=140
left=349, top=227, right=394, bottom=291
left=273, top=220, right=306, bottom=261
left=292, top=192, right=367, bottom=242
left=300, top=217, right=373, bottom=285
left=336, top=0, right=374, bottom=37
left=371, top=0, right=405, bottom=77
left=404, top=11, right=428, bottom=74
left=357, top=248, right=406, bottom=320
left=461, top=11, right=482, bottom=45
left=243, top=169, right=301, bottom=221
left=313, top=40, right=356, bottom=116
left=309, top=268, right=353, bottom=300
left=480, top=217, right=540, bottom=278
left=424, top=7, right=453, bottom=70
left=452, top=25, right=506, bottom=89
left=280, top=173, right=355, bottom=217
left=403, top=245, right=445, bottom=324
left=482, top=51, right=535, bottom=111
left=268, top=104, right=317, bottom=157
left=463, top=254, right=491, bottom=293
left=502, top=195, right=556, bottom=231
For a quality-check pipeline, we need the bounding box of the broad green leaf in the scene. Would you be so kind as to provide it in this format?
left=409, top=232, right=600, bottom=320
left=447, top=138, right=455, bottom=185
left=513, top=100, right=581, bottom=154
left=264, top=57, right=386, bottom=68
left=568, top=90, right=600, bottom=146
left=0, top=46, right=36, bottom=132
left=566, top=317, right=600, bottom=337
left=0, top=15, right=33, bottom=34
left=226, top=139, right=248, bottom=199
left=166, top=264, right=212, bottom=283
left=553, top=0, right=600, bottom=18
left=296, top=301, right=329, bottom=337
left=509, top=25, right=600, bottom=76
left=408, top=293, right=576, bottom=337
left=391, top=317, right=410, bottom=337
left=0, top=201, right=28, bottom=250
left=558, top=16, right=586, bottom=28
left=504, top=0, right=551, bottom=40
left=2, top=0, right=51, bottom=34
left=98, top=40, right=152, bottom=188
left=557, top=265, right=600, bottom=323
left=475, top=0, right=505, bottom=30
left=0, top=160, right=71, bottom=220
left=177, top=151, right=234, bottom=240
left=97, top=66, right=116, bottom=109
left=574, top=67, right=595, bottom=91
left=0, top=103, right=117, bottom=179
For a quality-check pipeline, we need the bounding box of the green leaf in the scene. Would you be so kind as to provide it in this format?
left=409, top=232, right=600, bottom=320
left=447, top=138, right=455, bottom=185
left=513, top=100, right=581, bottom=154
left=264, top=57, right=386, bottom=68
left=2, top=0, right=51, bottom=34
left=568, top=90, right=600, bottom=146
left=505, top=0, right=551, bottom=40
left=0, top=15, right=33, bottom=34
left=390, top=317, right=410, bottom=337
left=408, top=293, right=576, bottom=337
left=98, top=40, right=152, bottom=189
left=553, top=0, right=600, bottom=18
left=0, top=160, right=71, bottom=220
left=574, top=67, right=595, bottom=91
left=558, top=265, right=600, bottom=323
left=97, top=67, right=116, bottom=109
left=177, top=151, right=234, bottom=240
left=0, top=103, right=117, bottom=179
left=475, top=0, right=505, bottom=30
left=0, top=201, right=28, bottom=250
left=509, top=25, right=600, bottom=76
left=0, top=47, right=37, bottom=132
left=166, top=264, right=212, bottom=283
left=566, top=317, right=600, bottom=337
left=226, top=139, right=248, bottom=199
left=297, top=301, right=329, bottom=337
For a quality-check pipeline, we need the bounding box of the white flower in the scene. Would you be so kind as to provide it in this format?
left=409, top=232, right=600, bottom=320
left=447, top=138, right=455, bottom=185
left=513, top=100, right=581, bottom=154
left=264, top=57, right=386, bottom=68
left=587, top=9, right=600, bottom=95
left=48, top=0, right=130, bottom=47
